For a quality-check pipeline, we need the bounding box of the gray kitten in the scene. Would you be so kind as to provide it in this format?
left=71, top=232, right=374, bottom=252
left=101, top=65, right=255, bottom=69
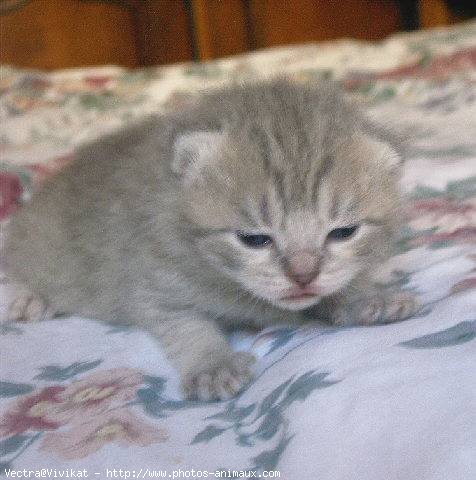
left=4, top=80, right=417, bottom=400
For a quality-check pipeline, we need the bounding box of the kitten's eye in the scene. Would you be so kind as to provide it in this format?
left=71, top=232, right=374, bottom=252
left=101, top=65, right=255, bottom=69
left=236, top=232, right=273, bottom=248
left=327, top=225, right=359, bottom=241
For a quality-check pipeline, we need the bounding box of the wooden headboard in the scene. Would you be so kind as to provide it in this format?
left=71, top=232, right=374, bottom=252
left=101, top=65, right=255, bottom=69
left=0, top=0, right=467, bottom=70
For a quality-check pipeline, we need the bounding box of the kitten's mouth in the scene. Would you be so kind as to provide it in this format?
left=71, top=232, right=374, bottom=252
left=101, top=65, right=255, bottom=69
left=282, top=292, right=318, bottom=301
left=270, top=287, right=322, bottom=311
left=280, top=287, right=320, bottom=302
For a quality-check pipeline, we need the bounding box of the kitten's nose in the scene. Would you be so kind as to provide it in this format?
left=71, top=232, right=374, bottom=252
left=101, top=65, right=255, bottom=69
left=283, top=253, right=319, bottom=287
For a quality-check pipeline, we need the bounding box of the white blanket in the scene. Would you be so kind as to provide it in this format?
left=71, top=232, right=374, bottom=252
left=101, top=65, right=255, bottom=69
left=1, top=22, right=475, bottom=479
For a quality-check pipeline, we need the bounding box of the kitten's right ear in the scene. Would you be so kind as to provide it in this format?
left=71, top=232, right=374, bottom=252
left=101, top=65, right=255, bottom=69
left=172, top=131, right=224, bottom=180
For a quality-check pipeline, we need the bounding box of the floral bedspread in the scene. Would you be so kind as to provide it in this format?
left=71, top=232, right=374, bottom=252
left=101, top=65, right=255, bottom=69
left=1, top=22, right=476, bottom=480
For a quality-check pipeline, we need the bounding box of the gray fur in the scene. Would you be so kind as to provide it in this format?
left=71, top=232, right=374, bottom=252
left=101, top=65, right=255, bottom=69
left=4, top=80, right=414, bottom=400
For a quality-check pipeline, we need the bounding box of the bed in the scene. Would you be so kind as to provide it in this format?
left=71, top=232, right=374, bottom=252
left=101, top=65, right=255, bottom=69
left=1, top=21, right=475, bottom=479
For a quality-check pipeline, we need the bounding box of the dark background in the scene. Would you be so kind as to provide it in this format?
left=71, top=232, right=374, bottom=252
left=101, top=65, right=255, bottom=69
left=0, top=0, right=474, bottom=70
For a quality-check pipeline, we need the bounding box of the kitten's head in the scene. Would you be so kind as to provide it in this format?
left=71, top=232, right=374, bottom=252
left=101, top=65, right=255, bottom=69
left=172, top=81, right=402, bottom=310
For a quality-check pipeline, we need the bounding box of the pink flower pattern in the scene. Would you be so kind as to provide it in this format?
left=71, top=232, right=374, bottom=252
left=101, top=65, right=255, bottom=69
left=40, top=410, right=168, bottom=460
left=49, top=368, right=143, bottom=422
left=0, top=386, right=66, bottom=436
left=406, top=197, right=476, bottom=247
left=0, top=368, right=168, bottom=460
left=0, top=172, right=23, bottom=220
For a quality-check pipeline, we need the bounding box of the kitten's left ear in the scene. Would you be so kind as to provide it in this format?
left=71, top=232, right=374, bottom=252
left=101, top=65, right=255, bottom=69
left=172, top=131, right=225, bottom=180
left=361, top=134, right=402, bottom=173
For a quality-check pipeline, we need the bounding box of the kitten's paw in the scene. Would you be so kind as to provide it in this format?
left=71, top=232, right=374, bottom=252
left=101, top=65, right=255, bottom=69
left=183, top=351, right=256, bottom=401
left=333, top=291, right=419, bottom=326
left=379, top=291, right=419, bottom=324
left=8, top=293, right=51, bottom=323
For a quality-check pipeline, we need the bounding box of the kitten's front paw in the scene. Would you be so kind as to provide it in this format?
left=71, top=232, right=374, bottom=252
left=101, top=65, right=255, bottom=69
left=8, top=292, right=51, bottom=323
left=334, top=291, right=419, bottom=326
left=183, top=351, right=256, bottom=401
left=378, top=291, right=419, bottom=324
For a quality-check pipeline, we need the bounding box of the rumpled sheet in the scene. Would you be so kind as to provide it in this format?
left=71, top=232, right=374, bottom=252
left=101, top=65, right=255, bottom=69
left=1, top=21, right=475, bottom=480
